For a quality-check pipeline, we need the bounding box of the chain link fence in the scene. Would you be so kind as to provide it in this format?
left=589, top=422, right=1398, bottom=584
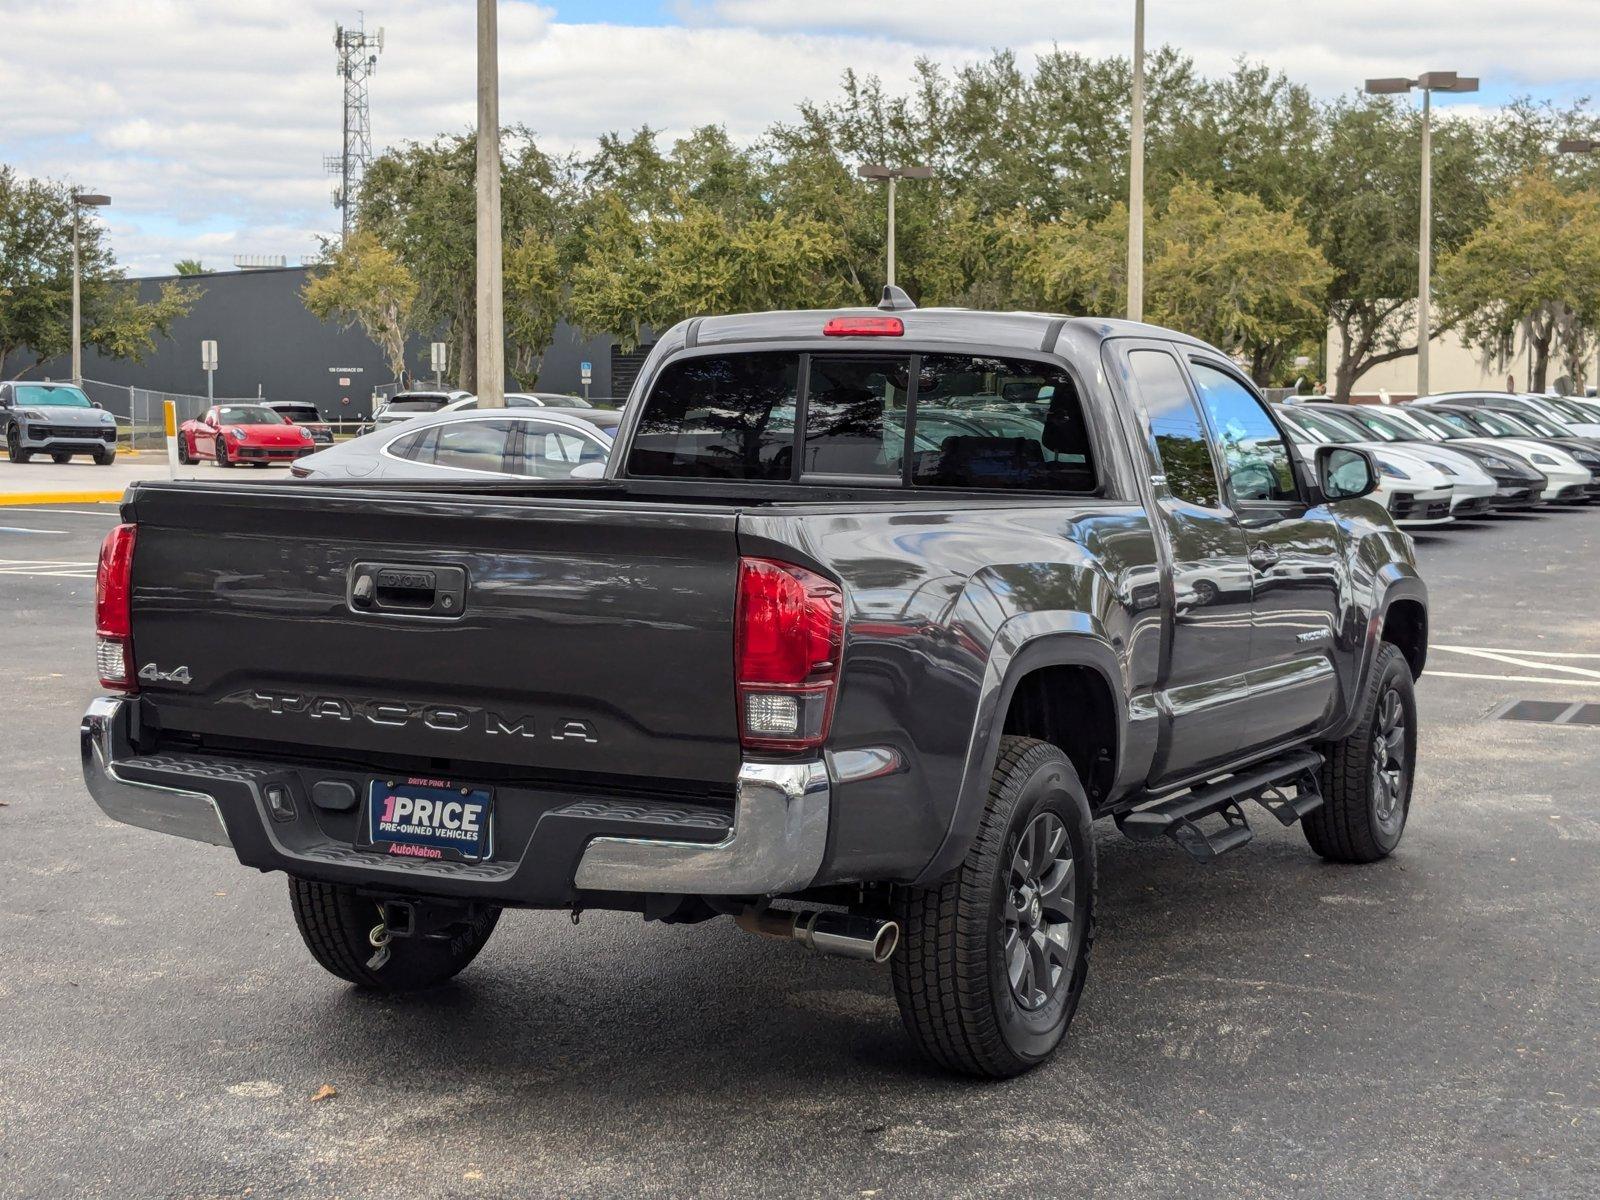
left=81, top=379, right=265, bottom=451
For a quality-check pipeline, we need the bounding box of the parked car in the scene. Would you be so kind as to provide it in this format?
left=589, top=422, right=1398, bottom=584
left=1420, top=404, right=1596, bottom=503
left=264, top=400, right=335, bottom=446
left=1273, top=406, right=1457, bottom=525
left=290, top=408, right=619, bottom=481
left=82, top=299, right=1429, bottom=1078
left=369, top=390, right=472, bottom=432
left=0, top=381, right=119, bottom=465
left=1291, top=402, right=1501, bottom=517
left=1319, top=402, right=1549, bottom=510
left=1415, top=391, right=1600, bottom=439
left=442, top=392, right=593, bottom=412
left=177, top=403, right=317, bottom=468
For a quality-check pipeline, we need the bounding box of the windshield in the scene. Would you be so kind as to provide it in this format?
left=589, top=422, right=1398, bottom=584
left=1326, top=407, right=1403, bottom=442
left=1287, top=409, right=1361, bottom=444
left=1470, top=410, right=1528, bottom=437
left=216, top=405, right=283, bottom=425
left=387, top=397, right=447, bottom=413
left=1507, top=411, right=1564, bottom=437
left=1406, top=408, right=1466, bottom=439
left=16, top=384, right=92, bottom=409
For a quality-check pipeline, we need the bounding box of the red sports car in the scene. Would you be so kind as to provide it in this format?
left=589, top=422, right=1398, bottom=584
left=178, top=403, right=316, bottom=468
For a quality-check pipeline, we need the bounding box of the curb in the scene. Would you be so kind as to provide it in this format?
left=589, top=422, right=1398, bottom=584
left=0, top=491, right=125, bottom=506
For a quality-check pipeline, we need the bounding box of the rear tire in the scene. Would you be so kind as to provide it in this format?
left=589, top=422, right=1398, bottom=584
left=288, top=878, right=501, bottom=991
left=1304, top=642, right=1417, bottom=863
left=892, top=736, right=1096, bottom=1077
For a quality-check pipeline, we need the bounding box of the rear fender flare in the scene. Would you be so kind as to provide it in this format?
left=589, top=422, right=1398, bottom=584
left=911, top=611, right=1125, bottom=886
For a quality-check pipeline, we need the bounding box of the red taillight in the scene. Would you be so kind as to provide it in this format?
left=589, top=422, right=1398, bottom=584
left=735, top=557, right=844, bottom=752
left=95, top=523, right=137, bottom=693
left=823, top=316, right=903, bottom=337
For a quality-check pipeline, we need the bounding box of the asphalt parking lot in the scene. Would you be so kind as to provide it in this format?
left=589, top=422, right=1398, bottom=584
left=2, top=502, right=1596, bottom=1199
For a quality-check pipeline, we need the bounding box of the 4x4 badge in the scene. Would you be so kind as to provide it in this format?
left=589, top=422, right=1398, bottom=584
left=138, top=663, right=192, bottom=685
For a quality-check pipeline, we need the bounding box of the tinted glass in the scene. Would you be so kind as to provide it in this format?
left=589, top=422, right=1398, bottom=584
left=801, top=356, right=910, bottom=477
left=1289, top=409, right=1360, bottom=444
left=389, top=426, right=438, bottom=461
left=518, top=423, right=609, bottom=478
left=1336, top=408, right=1404, bottom=441
left=1130, top=349, right=1220, bottom=508
left=628, top=353, right=798, bottom=479
left=388, top=397, right=448, bottom=412
left=215, top=405, right=282, bottom=424
left=1407, top=408, right=1467, bottom=439
left=274, top=404, right=321, bottom=421
left=432, top=419, right=514, bottom=472
left=910, top=354, right=1095, bottom=491
left=16, top=384, right=92, bottom=408
left=1189, top=363, right=1299, bottom=503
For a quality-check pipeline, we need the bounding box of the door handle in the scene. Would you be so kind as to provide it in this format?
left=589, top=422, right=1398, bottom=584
left=1248, top=544, right=1280, bottom=571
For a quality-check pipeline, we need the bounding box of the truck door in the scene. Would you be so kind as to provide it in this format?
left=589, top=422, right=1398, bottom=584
left=1183, top=358, right=1344, bottom=746
left=1116, top=343, right=1258, bottom=784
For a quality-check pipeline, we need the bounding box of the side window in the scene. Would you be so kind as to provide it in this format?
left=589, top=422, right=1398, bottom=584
left=389, top=426, right=439, bottom=462
left=801, top=356, right=911, bottom=477
left=627, top=353, right=798, bottom=479
left=1188, top=363, right=1299, bottom=504
left=431, top=419, right=515, bottom=472
left=517, top=424, right=606, bottom=478
left=1129, top=349, right=1221, bottom=508
left=910, top=354, right=1096, bottom=491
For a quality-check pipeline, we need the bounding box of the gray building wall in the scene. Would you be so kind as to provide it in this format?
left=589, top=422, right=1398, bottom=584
left=2, top=266, right=619, bottom=419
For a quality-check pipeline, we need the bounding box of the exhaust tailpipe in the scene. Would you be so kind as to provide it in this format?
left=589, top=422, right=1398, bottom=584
left=735, top=908, right=900, bottom=964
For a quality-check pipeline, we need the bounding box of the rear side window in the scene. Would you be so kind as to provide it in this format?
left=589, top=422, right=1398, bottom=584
left=910, top=355, right=1094, bottom=491
left=627, top=353, right=798, bottom=479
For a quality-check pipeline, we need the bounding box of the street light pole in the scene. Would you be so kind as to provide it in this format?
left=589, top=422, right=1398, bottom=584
left=69, top=192, right=110, bottom=386
left=1127, top=0, right=1146, bottom=322
left=1365, top=72, right=1479, bottom=399
left=857, top=164, right=933, bottom=293
left=475, top=0, right=504, bottom=408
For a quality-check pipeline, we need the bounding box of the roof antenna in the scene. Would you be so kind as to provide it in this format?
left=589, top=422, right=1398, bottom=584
left=878, top=284, right=916, bottom=312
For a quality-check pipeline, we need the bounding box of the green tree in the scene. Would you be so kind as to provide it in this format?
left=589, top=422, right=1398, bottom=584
left=301, top=230, right=419, bottom=383
left=1, top=167, right=194, bottom=377
left=503, top=229, right=563, bottom=386
left=172, top=258, right=206, bottom=276
left=568, top=194, right=849, bottom=348
left=1437, top=169, right=1600, bottom=392
left=1307, top=96, right=1488, bottom=399
left=356, top=129, right=579, bottom=390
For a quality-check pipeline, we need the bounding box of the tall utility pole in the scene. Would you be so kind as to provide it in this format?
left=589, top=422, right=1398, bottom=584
left=856, top=164, right=933, bottom=290
left=70, top=192, right=110, bottom=386
left=1126, top=0, right=1146, bottom=322
left=325, top=17, right=383, bottom=244
left=475, top=0, right=505, bottom=407
left=1365, top=71, right=1480, bottom=398
left=1557, top=138, right=1600, bottom=393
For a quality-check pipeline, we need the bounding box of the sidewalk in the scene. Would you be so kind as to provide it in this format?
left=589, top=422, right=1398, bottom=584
left=0, top=452, right=244, bottom=505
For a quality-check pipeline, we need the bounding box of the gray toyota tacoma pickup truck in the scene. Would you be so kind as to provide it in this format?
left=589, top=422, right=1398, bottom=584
left=83, top=294, right=1427, bottom=1077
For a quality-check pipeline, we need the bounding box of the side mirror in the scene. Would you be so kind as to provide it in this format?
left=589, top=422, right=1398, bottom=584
left=91, top=400, right=103, bottom=409
left=1316, top=444, right=1378, bottom=501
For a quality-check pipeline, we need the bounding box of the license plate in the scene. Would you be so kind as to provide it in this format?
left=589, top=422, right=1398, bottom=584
left=362, top=778, right=493, bottom=863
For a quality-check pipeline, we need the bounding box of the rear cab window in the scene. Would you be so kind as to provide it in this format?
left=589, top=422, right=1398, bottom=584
left=625, top=349, right=1097, bottom=493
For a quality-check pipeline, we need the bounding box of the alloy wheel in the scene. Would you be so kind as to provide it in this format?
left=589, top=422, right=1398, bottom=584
left=1002, top=811, right=1078, bottom=1012
left=1371, top=687, right=1407, bottom=835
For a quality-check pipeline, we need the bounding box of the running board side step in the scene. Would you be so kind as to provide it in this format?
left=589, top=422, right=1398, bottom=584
left=1115, top=748, right=1324, bottom=863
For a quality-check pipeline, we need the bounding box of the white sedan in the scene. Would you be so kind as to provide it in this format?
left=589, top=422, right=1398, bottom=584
left=1275, top=407, right=1456, bottom=527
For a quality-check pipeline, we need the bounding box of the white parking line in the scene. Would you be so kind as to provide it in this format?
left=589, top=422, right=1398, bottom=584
left=1434, top=644, right=1600, bottom=660
left=0, top=526, right=65, bottom=535
left=1433, top=647, right=1600, bottom=681
left=0, top=507, right=120, bottom=517
left=1428, top=670, right=1600, bottom=688
left=0, top=558, right=97, bottom=579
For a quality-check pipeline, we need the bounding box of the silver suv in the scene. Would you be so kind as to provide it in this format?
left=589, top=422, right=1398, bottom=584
left=1, top=381, right=119, bottom=465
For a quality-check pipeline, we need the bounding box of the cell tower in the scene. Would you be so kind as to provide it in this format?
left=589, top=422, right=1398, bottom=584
left=324, top=15, right=384, bottom=243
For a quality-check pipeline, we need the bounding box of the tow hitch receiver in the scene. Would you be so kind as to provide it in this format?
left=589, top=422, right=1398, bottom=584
left=1116, top=749, right=1324, bottom=863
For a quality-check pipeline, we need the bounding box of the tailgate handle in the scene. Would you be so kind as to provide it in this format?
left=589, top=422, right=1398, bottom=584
left=349, top=563, right=467, bottom=618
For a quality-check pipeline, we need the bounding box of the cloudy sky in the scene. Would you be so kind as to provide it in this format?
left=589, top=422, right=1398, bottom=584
left=4, top=0, right=1597, bottom=277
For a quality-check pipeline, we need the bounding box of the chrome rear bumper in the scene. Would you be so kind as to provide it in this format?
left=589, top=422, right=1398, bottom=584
left=81, top=696, right=231, bottom=847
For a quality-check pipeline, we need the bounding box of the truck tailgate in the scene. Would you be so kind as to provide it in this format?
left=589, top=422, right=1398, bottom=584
left=123, top=482, right=742, bottom=786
